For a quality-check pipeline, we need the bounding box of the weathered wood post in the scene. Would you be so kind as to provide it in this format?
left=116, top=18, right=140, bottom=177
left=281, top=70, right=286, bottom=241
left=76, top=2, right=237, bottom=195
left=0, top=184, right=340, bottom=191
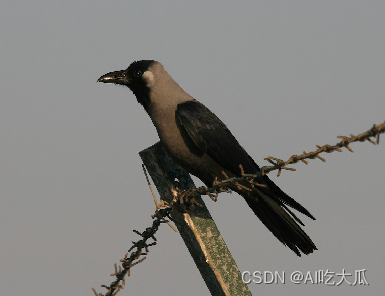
left=139, top=142, right=251, bottom=296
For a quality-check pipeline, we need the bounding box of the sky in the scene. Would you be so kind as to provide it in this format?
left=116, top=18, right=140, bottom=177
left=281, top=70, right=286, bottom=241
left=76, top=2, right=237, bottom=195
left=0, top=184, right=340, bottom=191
left=1, top=1, right=384, bottom=295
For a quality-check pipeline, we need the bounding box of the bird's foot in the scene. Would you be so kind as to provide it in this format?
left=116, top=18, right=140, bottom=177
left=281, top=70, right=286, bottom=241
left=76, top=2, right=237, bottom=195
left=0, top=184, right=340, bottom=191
left=176, top=189, right=203, bottom=213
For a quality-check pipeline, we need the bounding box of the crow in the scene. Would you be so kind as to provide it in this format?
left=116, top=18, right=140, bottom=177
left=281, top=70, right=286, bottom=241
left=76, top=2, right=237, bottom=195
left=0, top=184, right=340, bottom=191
left=98, top=60, right=317, bottom=256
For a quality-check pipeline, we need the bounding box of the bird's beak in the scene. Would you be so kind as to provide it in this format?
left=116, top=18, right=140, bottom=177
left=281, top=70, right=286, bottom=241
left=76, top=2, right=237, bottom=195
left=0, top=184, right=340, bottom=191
left=97, top=70, right=130, bottom=86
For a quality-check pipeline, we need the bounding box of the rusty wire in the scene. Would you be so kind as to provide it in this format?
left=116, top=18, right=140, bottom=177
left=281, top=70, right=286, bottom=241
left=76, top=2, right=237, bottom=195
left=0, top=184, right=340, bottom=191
left=92, top=208, right=172, bottom=296
left=260, top=120, right=385, bottom=177
left=92, top=120, right=384, bottom=296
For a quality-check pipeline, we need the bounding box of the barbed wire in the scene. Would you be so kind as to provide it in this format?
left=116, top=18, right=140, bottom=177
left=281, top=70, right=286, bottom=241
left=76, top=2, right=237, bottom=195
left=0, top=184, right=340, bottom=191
left=92, top=120, right=384, bottom=296
left=91, top=208, right=172, bottom=296
left=261, top=120, right=384, bottom=177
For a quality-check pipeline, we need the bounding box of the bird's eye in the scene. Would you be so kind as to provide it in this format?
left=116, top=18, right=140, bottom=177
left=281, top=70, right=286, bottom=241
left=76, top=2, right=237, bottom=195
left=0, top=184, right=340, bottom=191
left=134, top=70, right=142, bottom=77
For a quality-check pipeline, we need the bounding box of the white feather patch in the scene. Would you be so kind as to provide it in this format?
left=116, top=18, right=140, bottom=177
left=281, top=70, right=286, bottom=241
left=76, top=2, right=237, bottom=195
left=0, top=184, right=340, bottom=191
left=142, top=71, right=155, bottom=87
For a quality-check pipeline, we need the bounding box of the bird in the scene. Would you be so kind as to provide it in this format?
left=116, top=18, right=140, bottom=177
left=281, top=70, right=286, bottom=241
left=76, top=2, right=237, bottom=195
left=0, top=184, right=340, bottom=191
left=98, top=60, right=317, bottom=256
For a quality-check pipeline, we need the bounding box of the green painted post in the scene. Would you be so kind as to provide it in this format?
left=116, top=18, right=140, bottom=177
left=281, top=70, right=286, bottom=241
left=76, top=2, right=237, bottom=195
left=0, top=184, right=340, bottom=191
left=139, top=142, right=251, bottom=296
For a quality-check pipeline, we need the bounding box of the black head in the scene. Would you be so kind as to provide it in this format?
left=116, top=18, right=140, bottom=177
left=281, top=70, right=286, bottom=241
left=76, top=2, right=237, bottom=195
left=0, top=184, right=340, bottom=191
left=98, top=60, right=156, bottom=109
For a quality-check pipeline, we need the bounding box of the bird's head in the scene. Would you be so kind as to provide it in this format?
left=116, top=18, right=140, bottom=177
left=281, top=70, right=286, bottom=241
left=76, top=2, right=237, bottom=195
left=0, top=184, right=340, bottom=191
left=98, top=60, right=190, bottom=112
left=98, top=60, right=159, bottom=108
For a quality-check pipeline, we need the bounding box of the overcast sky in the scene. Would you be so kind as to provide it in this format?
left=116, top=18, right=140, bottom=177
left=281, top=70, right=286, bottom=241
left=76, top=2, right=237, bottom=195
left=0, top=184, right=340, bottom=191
left=1, top=1, right=384, bottom=295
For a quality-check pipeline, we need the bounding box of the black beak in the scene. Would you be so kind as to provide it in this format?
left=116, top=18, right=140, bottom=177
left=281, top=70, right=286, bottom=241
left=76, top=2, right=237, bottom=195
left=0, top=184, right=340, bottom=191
left=97, top=70, right=130, bottom=85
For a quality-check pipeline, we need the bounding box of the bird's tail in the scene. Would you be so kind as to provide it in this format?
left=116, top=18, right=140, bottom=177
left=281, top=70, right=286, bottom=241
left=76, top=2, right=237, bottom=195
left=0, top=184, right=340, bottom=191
left=241, top=187, right=317, bottom=256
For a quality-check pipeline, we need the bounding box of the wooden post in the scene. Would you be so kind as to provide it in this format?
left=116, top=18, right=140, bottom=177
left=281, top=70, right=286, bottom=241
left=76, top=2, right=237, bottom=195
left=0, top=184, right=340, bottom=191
left=139, top=142, right=251, bottom=296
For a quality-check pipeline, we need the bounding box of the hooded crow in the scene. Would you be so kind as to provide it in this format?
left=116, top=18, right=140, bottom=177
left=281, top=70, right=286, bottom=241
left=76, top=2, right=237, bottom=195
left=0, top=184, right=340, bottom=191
left=98, top=60, right=317, bottom=256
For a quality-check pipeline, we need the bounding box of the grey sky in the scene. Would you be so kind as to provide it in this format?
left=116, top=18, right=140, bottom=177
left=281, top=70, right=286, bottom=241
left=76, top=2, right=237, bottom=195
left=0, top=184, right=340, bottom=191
left=1, top=1, right=384, bottom=295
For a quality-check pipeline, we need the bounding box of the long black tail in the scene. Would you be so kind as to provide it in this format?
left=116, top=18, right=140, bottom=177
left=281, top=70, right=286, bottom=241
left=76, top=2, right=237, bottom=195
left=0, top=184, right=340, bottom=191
left=242, top=187, right=317, bottom=256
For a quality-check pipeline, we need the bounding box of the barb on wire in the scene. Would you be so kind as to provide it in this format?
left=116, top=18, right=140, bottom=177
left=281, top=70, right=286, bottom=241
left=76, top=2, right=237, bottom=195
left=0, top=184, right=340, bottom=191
left=92, top=120, right=384, bottom=296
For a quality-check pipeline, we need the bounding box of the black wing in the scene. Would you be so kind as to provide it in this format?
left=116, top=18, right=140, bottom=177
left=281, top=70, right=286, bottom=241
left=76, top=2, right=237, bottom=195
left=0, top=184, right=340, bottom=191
left=176, top=100, right=259, bottom=176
